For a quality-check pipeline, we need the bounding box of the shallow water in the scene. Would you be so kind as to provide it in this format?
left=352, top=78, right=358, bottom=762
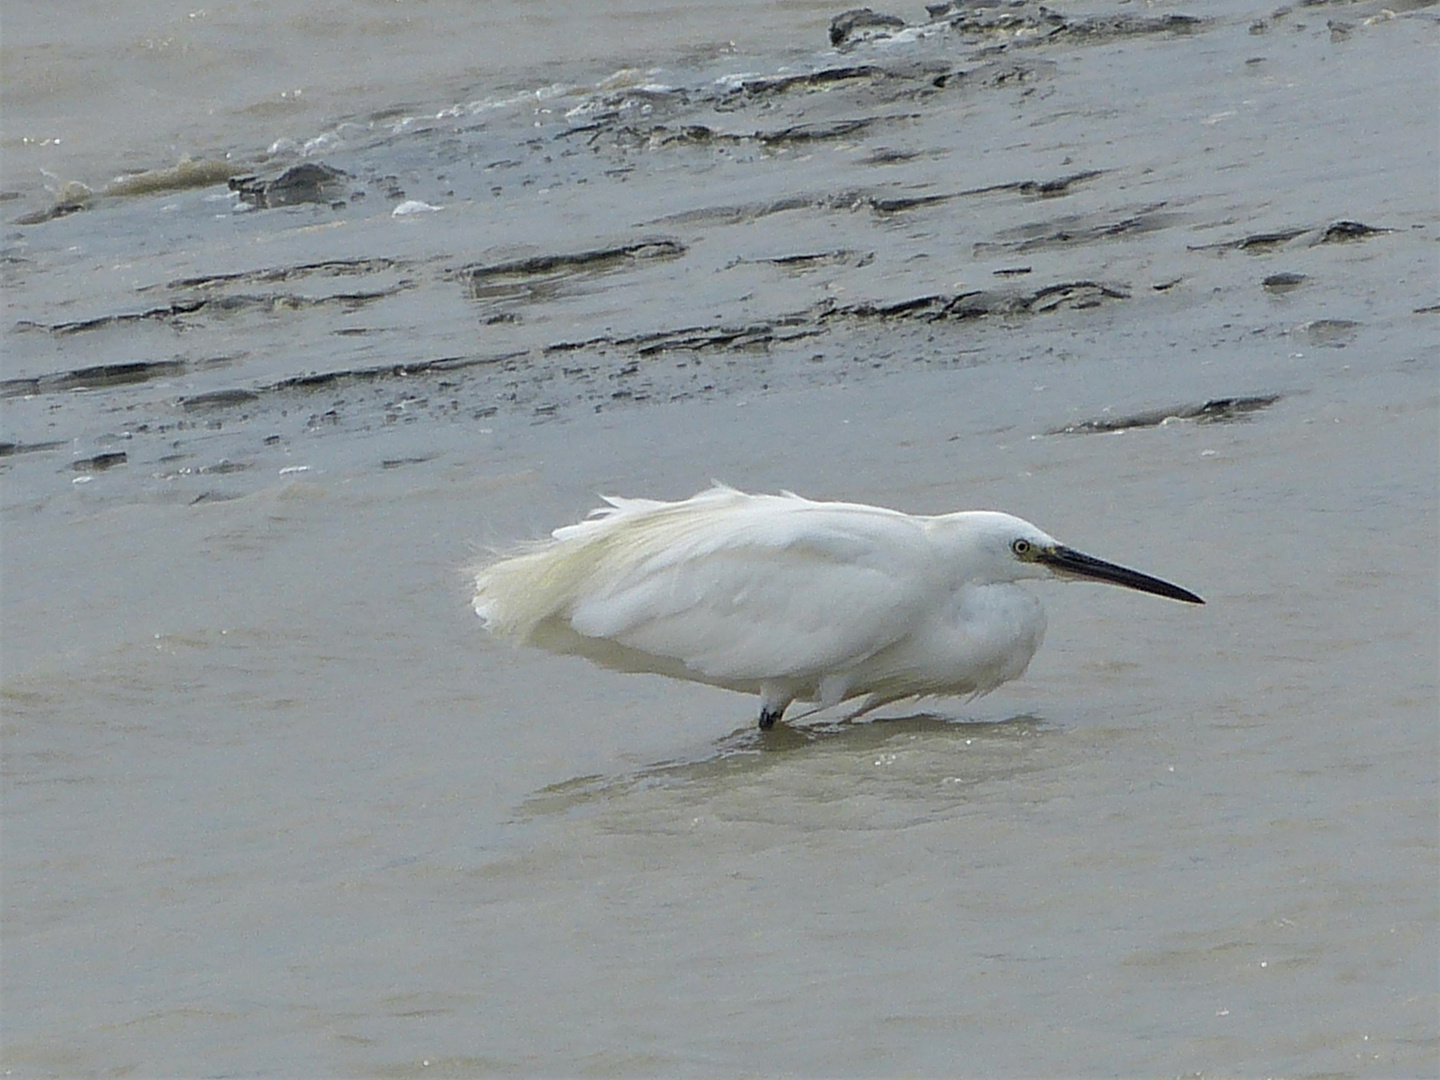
left=3, top=0, right=1438, bottom=1075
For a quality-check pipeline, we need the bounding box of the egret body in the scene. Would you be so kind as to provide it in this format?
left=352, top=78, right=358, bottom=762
left=472, top=485, right=1203, bottom=729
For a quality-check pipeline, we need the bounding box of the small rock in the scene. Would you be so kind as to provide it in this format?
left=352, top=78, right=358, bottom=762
left=1263, top=272, right=1307, bottom=292
left=72, top=451, right=127, bottom=472
left=229, top=163, right=350, bottom=209
left=830, top=8, right=907, bottom=47
left=1317, top=220, right=1388, bottom=244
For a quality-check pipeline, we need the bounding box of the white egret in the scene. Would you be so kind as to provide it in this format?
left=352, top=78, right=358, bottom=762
left=472, top=484, right=1203, bottom=729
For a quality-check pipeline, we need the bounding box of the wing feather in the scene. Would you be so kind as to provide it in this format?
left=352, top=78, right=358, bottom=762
left=475, top=486, right=941, bottom=682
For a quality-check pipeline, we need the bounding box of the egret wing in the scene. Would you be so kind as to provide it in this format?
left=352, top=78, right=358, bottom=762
left=564, top=498, right=940, bottom=681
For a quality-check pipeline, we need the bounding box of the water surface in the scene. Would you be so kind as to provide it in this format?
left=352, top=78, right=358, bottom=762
left=3, top=0, right=1437, bottom=1075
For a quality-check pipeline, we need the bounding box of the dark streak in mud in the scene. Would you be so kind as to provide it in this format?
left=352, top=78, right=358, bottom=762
left=835, top=280, right=1132, bottom=320
left=977, top=204, right=1179, bottom=254
left=1049, top=395, right=1282, bottom=434
left=71, top=451, right=128, bottom=472
left=14, top=299, right=208, bottom=336
left=1, top=360, right=188, bottom=397
left=156, top=257, right=416, bottom=292
left=263, top=352, right=527, bottom=394
left=1190, top=219, right=1392, bottom=253
left=15, top=287, right=409, bottom=337
left=381, top=455, right=438, bottom=469
left=456, top=239, right=685, bottom=286
left=0, top=439, right=66, bottom=458
left=756, top=116, right=904, bottom=145
left=643, top=167, right=1101, bottom=228
left=543, top=318, right=819, bottom=357
left=868, top=170, right=1106, bottom=214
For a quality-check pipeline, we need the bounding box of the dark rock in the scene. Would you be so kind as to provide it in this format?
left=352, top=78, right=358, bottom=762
left=1263, top=272, right=1307, bottom=292
left=830, top=8, right=908, bottom=48
left=72, top=451, right=128, bottom=471
left=229, top=163, right=351, bottom=209
left=1050, top=395, right=1282, bottom=434
left=1317, top=220, right=1389, bottom=243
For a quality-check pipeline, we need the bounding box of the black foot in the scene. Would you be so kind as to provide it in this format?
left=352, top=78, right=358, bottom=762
left=758, top=706, right=783, bottom=731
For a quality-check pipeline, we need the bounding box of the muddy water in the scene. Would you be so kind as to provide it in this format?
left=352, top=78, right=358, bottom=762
left=3, top=0, right=1437, bottom=1075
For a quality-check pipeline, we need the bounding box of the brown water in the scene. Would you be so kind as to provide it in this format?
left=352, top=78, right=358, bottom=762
left=3, top=0, right=1437, bottom=1075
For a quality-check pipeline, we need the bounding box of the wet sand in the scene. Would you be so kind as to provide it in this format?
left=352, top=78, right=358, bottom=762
left=3, top=0, right=1437, bottom=1075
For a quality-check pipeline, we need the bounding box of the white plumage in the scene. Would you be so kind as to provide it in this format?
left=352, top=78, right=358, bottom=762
left=473, top=484, right=1202, bottom=729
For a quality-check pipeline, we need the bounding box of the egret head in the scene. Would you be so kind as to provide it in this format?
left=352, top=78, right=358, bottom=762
left=1008, top=518, right=1198, bottom=604
left=959, top=512, right=1203, bottom=604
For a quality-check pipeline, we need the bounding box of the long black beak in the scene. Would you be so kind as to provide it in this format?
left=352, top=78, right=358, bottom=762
left=1040, top=546, right=1204, bottom=604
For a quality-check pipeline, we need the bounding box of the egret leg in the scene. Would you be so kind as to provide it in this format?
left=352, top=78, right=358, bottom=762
left=757, top=705, right=785, bottom=731
left=757, top=683, right=792, bottom=731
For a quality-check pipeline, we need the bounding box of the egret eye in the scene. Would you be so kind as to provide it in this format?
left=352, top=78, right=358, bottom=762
left=1012, top=538, right=1032, bottom=557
